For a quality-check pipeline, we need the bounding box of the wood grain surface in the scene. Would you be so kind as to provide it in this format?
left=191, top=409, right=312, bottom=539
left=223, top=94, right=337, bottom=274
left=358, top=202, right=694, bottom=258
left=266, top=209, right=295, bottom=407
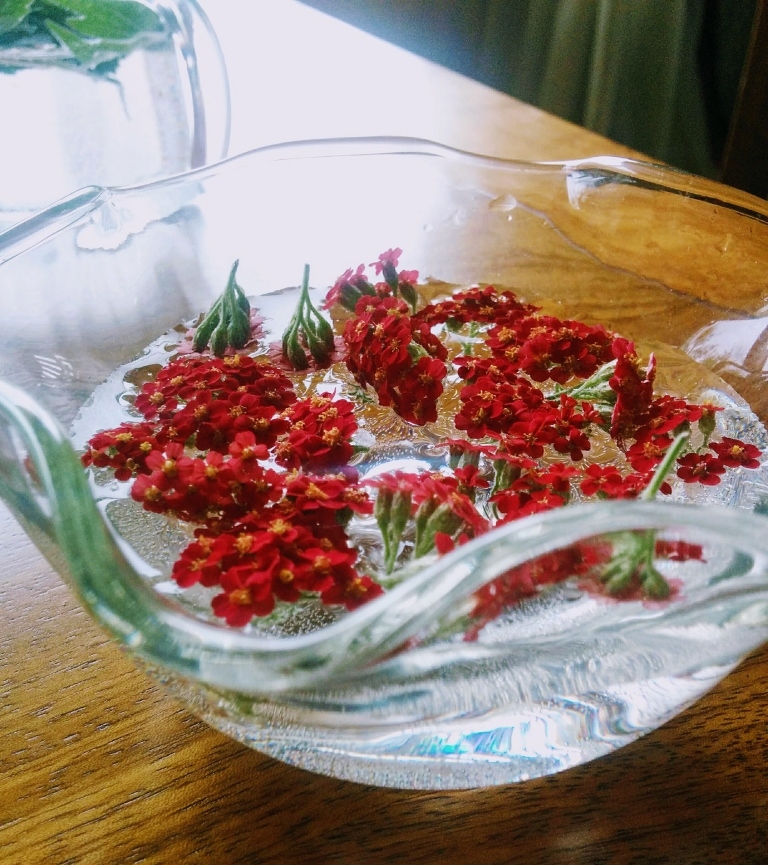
left=2, top=3, right=767, bottom=863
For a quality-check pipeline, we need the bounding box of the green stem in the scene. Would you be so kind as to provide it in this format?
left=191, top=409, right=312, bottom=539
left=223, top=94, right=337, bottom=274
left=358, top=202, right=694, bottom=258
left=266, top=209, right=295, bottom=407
left=640, top=431, right=689, bottom=500
left=600, top=432, right=689, bottom=600
left=562, top=392, right=686, bottom=597
left=549, top=360, right=616, bottom=406
left=459, top=321, right=481, bottom=356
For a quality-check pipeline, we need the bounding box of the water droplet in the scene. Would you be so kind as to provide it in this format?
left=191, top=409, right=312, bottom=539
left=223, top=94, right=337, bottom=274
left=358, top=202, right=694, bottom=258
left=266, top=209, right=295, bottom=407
left=489, top=194, right=517, bottom=212
left=715, top=234, right=732, bottom=254
left=124, top=364, right=162, bottom=387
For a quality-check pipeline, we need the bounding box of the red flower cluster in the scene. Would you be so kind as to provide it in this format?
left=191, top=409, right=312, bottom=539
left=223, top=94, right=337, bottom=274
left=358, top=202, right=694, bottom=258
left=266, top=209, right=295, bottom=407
left=84, top=353, right=293, bottom=473
left=274, top=393, right=357, bottom=470
left=84, top=250, right=765, bottom=637
left=491, top=462, right=576, bottom=522
left=670, top=433, right=762, bottom=489
left=448, top=310, right=754, bottom=501
left=343, top=294, right=448, bottom=424
left=83, top=352, right=380, bottom=623
left=130, top=432, right=281, bottom=526
left=483, top=314, right=615, bottom=385
left=340, top=266, right=761, bottom=521
left=608, top=338, right=658, bottom=446
left=323, top=248, right=420, bottom=312
left=412, top=284, right=537, bottom=327
left=172, top=471, right=377, bottom=625
left=602, top=342, right=758, bottom=489
left=81, top=421, right=160, bottom=481
left=467, top=532, right=708, bottom=641
left=465, top=542, right=613, bottom=640
left=366, top=468, right=491, bottom=567
left=136, top=353, right=295, bottom=449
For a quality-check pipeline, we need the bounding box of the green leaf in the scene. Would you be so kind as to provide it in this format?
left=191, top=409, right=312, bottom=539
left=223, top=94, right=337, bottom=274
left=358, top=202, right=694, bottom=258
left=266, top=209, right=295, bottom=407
left=41, top=0, right=163, bottom=40
left=43, top=19, right=120, bottom=67
left=0, top=0, right=34, bottom=35
left=0, top=0, right=169, bottom=71
left=43, top=10, right=166, bottom=69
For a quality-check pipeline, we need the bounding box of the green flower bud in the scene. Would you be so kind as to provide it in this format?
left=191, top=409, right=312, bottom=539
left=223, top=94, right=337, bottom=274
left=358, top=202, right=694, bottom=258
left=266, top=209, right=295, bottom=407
left=339, top=283, right=363, bottom=312
left=284, top=330, right=309, bottom=370
left=209, top=320, right=228, bottom=358
left=374, top=488, right=394, bottom=525
left=399, top=281, right=418, bottom=312
left=308, top=308, right=336, bottom=351
left=192, top=299, right=221, bottom=352
left=282, top=264, right=337, bottom=370
left=305, top=327, right=332, bottom=365
left=192, top=261, right=252, bottom=356
left=698, top=408, right=717, bottom=440
left=415, top=503, right=463, bottom=557
left=382, top=260, right=399, bottom=291
left=389, top=490, right=412, bottom=541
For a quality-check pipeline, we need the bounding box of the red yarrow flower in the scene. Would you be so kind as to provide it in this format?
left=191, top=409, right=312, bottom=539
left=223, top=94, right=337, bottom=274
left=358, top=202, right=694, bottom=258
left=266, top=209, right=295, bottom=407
left=579, top=464, right=626, bottom=498
left=676, top=452, right=726, bottom=486
left=709, top=437, right=761, bottom=469
left=81, top=422, right=159, bottom=481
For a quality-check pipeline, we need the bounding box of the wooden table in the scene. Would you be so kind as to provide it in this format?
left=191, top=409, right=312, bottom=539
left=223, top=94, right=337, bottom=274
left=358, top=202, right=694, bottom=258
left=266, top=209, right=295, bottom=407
left=2, top=2, right=767, bottom=862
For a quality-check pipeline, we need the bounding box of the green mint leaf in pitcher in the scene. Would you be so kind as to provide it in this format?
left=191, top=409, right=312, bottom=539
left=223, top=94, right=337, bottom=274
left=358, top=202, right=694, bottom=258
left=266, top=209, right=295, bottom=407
left=0, top=0, right=167, bottom=73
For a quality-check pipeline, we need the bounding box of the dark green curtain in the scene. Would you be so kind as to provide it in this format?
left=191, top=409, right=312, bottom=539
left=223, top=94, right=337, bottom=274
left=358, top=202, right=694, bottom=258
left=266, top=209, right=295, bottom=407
left=301, top=0, right=755, bottom=177
left=477, top=0, right=713, bottom=175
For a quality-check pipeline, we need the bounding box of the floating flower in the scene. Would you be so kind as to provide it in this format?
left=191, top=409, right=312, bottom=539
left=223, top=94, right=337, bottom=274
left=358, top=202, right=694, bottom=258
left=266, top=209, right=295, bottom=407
left=709, top=437, right=762, bottom=469
left=676, top=452, right=726, bottom=486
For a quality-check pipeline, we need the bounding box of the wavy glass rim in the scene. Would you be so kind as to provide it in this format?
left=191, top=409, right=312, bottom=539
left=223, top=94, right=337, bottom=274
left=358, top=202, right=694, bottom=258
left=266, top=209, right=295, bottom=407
left=2, top=137, right=768, bottom=694
left=3, top=375, right=768, bottom=694
left=2, top=134, right=768, bottom=266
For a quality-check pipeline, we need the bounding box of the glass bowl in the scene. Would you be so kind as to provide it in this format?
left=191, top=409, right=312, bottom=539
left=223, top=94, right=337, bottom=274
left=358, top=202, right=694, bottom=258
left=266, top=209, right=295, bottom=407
left=1, top=137, right=768, bottom=790
left=0, top=0, right=230, bottom=229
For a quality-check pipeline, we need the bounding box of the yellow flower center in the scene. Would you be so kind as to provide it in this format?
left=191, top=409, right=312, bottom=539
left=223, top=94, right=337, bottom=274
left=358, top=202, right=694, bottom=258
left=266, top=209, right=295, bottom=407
left=305, top=483, right=329, bottom=500
left=229, top=588, right=251, bottom=606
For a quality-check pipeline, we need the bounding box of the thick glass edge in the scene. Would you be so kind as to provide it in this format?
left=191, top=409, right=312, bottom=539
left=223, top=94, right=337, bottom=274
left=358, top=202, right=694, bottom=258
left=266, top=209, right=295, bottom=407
left=2, top=135, right=767, bottom=263
left=0, top=186, right=106, bottom=267
left=113, top=136, right=768, bottom=221
left=3, top=379, right=768, bottom=693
